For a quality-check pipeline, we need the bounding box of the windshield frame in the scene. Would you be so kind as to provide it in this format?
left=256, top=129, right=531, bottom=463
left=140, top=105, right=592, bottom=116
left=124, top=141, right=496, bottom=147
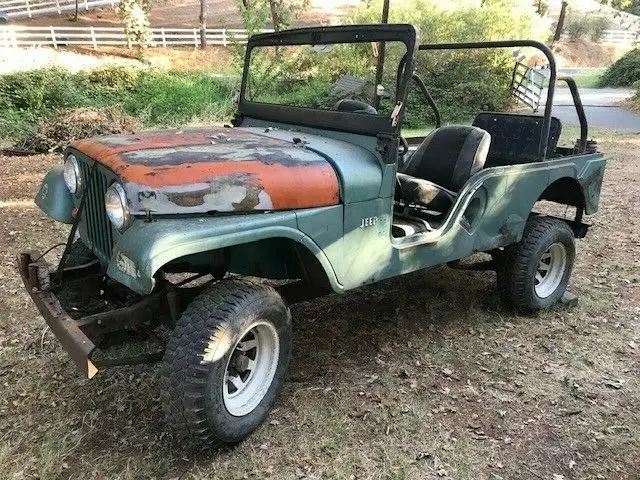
left=238, top=24, right=417, bottom=137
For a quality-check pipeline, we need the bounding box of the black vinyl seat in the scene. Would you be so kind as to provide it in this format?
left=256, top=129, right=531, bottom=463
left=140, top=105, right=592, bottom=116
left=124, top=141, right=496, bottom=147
left=396, top=125, right=491, bottom=213
left=472, top=112, right=562, bottom=167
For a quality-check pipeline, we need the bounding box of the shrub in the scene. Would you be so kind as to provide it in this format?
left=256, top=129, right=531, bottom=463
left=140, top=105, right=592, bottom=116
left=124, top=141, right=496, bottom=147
left=123, top=70, right=235, bottom=126
left=0, top=66, right=237, bottom=145
left=347, top=0, right=540, bottom=127
left=565, top=15, right=610, bottom=42
left=599, top=48, right=640, bottom=87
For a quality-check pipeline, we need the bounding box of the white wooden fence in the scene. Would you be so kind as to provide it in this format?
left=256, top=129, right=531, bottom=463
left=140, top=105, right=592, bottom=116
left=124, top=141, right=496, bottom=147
left=600, top=28, right=639, bottom=43
left=0, top=0, right=116, bottom=20
left=563, top=28, right=639, bottom=44
left=0, top=26, right=268, bottom=48
left=0, top=24, right=637, bottom=50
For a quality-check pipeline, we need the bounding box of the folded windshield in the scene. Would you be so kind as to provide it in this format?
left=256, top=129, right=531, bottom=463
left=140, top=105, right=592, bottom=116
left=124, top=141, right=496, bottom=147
left=244, top=41, right=408, bottom=117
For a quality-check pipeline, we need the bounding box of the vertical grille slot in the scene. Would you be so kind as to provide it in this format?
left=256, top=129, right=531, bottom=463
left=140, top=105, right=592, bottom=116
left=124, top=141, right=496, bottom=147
left=79, top=161, right=115, bottom=262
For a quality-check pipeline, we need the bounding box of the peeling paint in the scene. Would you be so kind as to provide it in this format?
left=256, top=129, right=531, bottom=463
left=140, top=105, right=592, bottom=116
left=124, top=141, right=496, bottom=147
left=71, top=127, right=340, bottom=213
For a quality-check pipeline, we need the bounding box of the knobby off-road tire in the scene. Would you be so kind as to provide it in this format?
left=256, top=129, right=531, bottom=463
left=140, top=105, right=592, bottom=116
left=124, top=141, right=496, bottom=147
left=497, top=216, right=575, bottom=311
left=161, top=278, right=292, bottom=446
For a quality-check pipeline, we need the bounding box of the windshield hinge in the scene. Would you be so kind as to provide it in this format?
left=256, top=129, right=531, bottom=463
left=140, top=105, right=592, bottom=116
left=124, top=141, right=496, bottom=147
left=391, top=101, right=404, bottom=127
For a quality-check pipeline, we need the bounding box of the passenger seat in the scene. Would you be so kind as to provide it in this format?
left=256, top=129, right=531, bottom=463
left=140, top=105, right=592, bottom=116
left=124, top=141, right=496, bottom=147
left=396, top=125, right=491, bottom=213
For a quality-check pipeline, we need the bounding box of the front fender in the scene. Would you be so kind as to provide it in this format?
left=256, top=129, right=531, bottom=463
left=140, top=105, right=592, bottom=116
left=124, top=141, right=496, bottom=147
left=34, top=165, right=75, bottom=224
left=107, top=211, right=343, bottom=295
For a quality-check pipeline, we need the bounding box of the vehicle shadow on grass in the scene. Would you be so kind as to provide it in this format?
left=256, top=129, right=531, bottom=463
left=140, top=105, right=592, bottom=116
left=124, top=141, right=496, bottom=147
left=49, top=265, right=510, bottom=471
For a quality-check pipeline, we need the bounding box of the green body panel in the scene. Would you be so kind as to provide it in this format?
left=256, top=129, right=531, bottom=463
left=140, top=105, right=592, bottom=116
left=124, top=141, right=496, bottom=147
left=107, top=210, right=343, bottom=294
left=104, top=146, right=604, bottom=296
left=34, top=165, right=75, bottom=224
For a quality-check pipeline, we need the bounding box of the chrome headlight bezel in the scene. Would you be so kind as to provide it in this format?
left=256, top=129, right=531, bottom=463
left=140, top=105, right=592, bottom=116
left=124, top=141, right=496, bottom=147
left=105, top=182, right=131, bottom=231
left=63, top=154, right=82, bottom=195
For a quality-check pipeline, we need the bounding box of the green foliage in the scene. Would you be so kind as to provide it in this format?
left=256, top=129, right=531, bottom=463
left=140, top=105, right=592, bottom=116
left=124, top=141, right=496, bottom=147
left=123, top=70, right=235, bottom=125
left=599, top=48, right=640, bottom=87
left=117, top=0, right=152, bottom=48
left=348, top=0, right=541, bottom=127
left=630, top=89, right=640, bottom=112
left=598, top=0, right=640, bottom=15
left=565, top=15, right=610, bottom=41
left=0, top=66, right=236, bottom=145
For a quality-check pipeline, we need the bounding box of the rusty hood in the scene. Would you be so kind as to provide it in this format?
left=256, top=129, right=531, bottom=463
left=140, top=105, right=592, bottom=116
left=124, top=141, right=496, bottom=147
left=70, top=127, right=340, bottom=214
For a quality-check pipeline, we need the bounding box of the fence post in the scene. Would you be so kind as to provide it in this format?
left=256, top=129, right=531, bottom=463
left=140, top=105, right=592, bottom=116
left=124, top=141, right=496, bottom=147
left=26, top=0, right=31, bottom=18
left=91, top=26, right=97, bottom=49
left=161, top=27, right=166, bottom=47
left=84, top=0, right=88, bottom=10
left=222, top=28, right=227, bottom=47
left=50, top=26, right=57, bottom=49
left=193, top=28, right=198, bottom=48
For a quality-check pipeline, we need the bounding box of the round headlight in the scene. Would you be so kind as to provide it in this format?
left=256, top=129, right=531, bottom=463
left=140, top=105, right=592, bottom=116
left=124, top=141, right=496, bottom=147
left=63, top=155, right=81, bottom=195
left=105, top=183, right=130, bottom=231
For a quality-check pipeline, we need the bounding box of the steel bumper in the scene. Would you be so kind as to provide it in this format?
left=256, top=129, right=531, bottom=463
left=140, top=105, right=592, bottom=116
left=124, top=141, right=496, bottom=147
left=17, top=251, right=98, bottom=378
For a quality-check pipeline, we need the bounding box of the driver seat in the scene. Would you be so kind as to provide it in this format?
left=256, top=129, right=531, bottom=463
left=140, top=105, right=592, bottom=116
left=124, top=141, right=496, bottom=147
left=396, top=125, right=491, bottom=213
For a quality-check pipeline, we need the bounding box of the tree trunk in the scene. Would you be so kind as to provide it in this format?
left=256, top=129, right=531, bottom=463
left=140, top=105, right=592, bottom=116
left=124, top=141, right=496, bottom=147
left=553, top=0, right=568, bottom=42
left=199, top=0, right=207, bottom=49
left=74, top=0, right=78, bottom=21
left=268, top=0, right=280, bottom=31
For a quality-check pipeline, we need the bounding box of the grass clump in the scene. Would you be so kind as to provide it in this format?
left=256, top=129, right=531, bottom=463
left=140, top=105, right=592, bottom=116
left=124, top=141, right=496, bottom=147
left=0, top=65, right=237, bottom=146
left=599, top=48, right=640, bottom=87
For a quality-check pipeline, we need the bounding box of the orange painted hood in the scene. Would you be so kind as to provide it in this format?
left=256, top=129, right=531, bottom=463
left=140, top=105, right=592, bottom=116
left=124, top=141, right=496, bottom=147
left=70, top=127, right=340, bottom=214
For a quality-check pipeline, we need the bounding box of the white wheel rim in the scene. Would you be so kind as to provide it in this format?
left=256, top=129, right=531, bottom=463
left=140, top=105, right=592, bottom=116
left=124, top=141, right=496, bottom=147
left=534, top=242, right=568, bottom=299
left=222, top=321, right=280, bottom=417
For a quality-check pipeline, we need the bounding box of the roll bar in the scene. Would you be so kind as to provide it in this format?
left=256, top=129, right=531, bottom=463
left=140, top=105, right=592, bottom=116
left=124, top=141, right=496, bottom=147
left=558, top=76, right=588, bottom=154
left=417, top=40, right=588, bottom=160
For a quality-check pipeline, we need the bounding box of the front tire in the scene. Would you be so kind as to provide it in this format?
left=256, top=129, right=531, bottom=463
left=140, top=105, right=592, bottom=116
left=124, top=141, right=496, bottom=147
left=497, top=216, right=575, bottom=311
left=161, top=278, right=292, bottom=446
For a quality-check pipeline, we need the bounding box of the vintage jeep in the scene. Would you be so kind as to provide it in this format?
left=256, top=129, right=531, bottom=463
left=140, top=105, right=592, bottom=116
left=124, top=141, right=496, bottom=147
left=19, top=24, right=605, bottom=445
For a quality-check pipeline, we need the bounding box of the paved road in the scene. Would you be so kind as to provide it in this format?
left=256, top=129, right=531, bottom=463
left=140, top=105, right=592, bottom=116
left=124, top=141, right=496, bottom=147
left=545, top=88, right=640, bottom=132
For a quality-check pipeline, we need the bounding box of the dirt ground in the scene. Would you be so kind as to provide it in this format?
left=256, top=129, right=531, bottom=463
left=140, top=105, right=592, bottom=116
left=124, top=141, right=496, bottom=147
left=20, top=0, right=356, bottom=29
left=0, top=131, right=639, bottom=479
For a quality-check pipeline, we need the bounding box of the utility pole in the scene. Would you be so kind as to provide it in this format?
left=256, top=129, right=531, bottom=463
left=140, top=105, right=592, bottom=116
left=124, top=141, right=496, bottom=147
left=373, top=0, right=390, bottom=110
left=553, top=0, right=568, bottom=42
left=199, top=0, right=207, bottom=49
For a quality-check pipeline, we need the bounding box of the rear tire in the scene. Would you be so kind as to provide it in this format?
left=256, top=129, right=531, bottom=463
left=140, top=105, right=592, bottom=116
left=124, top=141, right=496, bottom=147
left=161, top=278, right=292, bottom=446
left=497, top=216, right=575, bottom=311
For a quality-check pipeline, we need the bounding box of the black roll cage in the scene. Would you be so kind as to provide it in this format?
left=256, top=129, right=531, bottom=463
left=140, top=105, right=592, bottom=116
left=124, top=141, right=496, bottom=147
left=415, top=40, right=589, bottom=157
left=237, top=28, right=589, bottom=157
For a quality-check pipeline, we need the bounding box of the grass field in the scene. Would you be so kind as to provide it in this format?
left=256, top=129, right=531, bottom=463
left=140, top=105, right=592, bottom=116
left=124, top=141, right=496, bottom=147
left=0, top=132, right=639, bottom=479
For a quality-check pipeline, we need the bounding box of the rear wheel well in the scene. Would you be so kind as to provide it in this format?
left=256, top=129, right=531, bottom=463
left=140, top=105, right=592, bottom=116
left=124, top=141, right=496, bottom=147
left=535, top=177, right=588, bottom=238
left=538, top=177, right=586, bottom=211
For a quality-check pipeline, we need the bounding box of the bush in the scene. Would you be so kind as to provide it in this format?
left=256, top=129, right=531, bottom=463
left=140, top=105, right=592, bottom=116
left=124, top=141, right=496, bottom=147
left=599, top=48, right=640, bottom=87
left=0, top=66, right=237, bottom=145
left=123, top=70, right=235, bottom=126
left=565, top=15, right=610, bottom=42
left=347, top=0, right=541, bottom=127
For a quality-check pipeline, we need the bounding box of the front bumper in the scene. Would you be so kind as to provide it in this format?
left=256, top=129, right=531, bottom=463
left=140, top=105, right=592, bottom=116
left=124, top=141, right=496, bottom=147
left=17, top=252, right=98, bottom=378
left=18, top=250, right=170, bottom=379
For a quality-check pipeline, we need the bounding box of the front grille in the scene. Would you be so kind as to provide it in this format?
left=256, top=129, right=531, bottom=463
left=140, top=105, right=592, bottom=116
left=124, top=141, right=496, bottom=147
left=78, top=161, right=116, bottom=263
